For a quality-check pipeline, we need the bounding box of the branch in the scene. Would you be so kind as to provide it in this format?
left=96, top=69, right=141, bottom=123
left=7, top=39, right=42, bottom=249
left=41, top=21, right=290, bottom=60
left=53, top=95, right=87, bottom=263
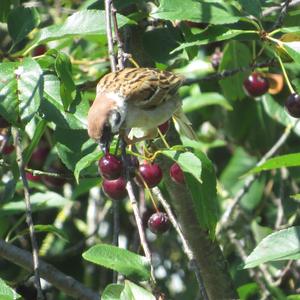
left=262, top=0, right=300, bottom=17
left=271, top=0, right=292, bottom=30
left=0, top=239, right=99, bottom=300
left=152, top=187, right=208, bottom=300
left=218, top=121, right=297, bottom=232
left=11, top=128, right=44, bottom=300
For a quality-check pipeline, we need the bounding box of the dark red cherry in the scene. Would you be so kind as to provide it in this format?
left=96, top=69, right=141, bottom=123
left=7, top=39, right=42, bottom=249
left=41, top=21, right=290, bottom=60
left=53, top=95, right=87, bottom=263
left=243, top=73, right=269, bottom=97
left=0, top=116, right=9, bottom=128
left=285, top=93, right=300, bottom=118
left=138, top=163, right=163, bottom=188
left=99, top=154, right=123, bottom=180
left=158, top=120, right=170, bottom=135
left=32, top=45, right=47, bottom=56
left=169, top=163, right=185, bottom=184
left=148, top=212, right=170, bottom=234
left=102, top=177, right=127, bottom=200
left=29, top=146, right=49, bottom=169
left=26, top=172, right=41, bottom=182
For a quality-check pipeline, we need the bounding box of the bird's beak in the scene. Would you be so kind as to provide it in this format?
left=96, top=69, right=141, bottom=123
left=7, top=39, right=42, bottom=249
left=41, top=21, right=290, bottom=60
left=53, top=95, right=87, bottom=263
left=99, top=124, right=112, bottom=153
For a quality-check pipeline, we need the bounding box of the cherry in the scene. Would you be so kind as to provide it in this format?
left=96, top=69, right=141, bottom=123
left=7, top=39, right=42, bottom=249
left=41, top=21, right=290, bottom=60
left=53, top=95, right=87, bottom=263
left=26, top=172, right=41, bottom=182
left=32, top=45, right=47, bottom=56
left=243, top=72, right=269, bottom=97
left=169, top=163, right=185, bottom=184
left=158, top=120, right=170, bottom=135
left=285, top=93, right=300, bottom=118
left=148, top=212, right=170, bottom=234
left=1, top=144, right=14, bottom=155
left=0, top=116, right=9, bottom=128
left=29, top=146, right=49, bottom=169
left=102, top=177, right=127, bottom=200
left=138, top=163, right=163, bottom=188
left=98, top=153, right=123, bottom=180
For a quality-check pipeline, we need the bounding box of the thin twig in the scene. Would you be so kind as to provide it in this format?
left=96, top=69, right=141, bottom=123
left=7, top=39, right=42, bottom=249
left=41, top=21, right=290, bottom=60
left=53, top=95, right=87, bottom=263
left=104, top=0, right=116, bottom=72
left=11, top=128, right=44, bottom=300
left=126, top=180, right=155, bottom=283
left=152, top=187, right=208, bottom=300
left=0, top=239, right=99, bottom=300
left=271, top=0, right=292, bottom=30
left=218, top=122, right=296, bottom=232
left=262, top=0, right=299, bottom=18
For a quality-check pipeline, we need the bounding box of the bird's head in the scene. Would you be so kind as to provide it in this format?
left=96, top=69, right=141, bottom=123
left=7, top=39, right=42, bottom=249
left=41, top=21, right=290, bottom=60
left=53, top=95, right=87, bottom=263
left=87, top=92, right=126, bottom=151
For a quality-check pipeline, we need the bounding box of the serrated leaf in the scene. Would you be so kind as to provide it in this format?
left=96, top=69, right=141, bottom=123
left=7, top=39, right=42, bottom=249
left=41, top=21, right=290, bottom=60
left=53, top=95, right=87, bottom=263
left=42, top=74, right=88, bottom=129
left=219, top=41, right=252, bottom=101
left=182, top=92, right=233, bottom=113
left=0, top=191, right=70, bottom=216
left=74, top=150, right=102, bottom=183
left=0, top=278, right=21, bottom=300
left=82, top=244, right=150, bottom=281
left=0, top=58, right=43, bottom=126
left=244, top=226, right=300, bottom=268
left=55, top=128, right=97, bottom=171
left=171, top=26, right=257, bottom=53
left=151, top=0, right=240, bottom=25
left=7, top=7, right=40, bottom=46
left=160, top=149, right=202, bottom=183
left=103, top=284, right=124, bottom=300
left=55, top=52, right=76, bottom=110
left=120, top=280, right=155, bottom=300
left=26, top=10, right=131, bottom=51
left=247, top=153, right=300, bottom=174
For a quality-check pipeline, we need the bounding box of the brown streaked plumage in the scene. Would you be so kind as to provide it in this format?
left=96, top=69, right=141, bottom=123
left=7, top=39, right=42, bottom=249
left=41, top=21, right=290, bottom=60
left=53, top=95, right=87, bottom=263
left=87, top=68, right=196, bottom=145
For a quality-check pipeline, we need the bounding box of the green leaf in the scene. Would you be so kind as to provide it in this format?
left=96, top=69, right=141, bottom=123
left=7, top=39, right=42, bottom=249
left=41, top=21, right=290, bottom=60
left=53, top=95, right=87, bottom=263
left=120, top=280, right=155, bottom=300
left=55, top=128, right=97, bottom=171
left=103, top=284, right=124, bottom=300
left=7, top=7, right=40, bottom=46
left=42, top=74, right=89, bottom=130
left=82, top=244, right=150, bottom=281
left=160, top=149, right=202, bottom=183
left=151, top=0, right=240, bottom=25
left=282, top=41, right=300, bottom=64
left=0, top=58, right=43, bottom=126
left=0, top=191, right=70, bottom=216
left=0, top=0, right=11, bottom=22
left=171, top=26, right=257, bottom=53
left=247, top=153, right=300, bottom=174
left=26, top=10, right=131, bottom=50
left=244, top=226, right=300, bottom=268
left=74, top=150, right=102, bottom=183
left=238, top=0, right=261, bottom=18
left=17, top=224, right=68, bottom=242
left=182, top=92, right=233, bottom=113
left=55, top=52, right=76, bottom=110
left=219, top=41, right=252, bottom=101
left=0, top=278, right=21, bottom=300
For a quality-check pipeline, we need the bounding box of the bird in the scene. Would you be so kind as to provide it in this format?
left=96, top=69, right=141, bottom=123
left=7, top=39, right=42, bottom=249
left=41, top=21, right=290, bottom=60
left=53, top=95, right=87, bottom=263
left=87, top=67, right=197, bottom=148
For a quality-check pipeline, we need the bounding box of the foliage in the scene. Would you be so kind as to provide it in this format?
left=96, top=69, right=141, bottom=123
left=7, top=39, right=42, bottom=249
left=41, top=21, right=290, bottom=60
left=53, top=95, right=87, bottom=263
left=1, top=0, right=300, bottom=299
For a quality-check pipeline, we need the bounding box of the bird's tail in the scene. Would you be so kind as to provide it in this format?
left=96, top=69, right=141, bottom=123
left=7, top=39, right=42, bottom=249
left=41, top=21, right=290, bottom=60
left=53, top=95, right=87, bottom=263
left=172, top=108, right=198, bottom=141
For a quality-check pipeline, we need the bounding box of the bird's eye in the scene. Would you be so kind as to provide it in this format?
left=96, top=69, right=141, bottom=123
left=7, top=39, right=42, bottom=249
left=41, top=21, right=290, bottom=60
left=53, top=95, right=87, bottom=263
left=114, top=111, right=121, bottom=125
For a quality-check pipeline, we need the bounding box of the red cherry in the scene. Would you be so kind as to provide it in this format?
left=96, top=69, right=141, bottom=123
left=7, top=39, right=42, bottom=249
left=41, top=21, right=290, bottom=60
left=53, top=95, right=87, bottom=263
left=0, top=116, right=9, bottom=128
left=32, top=45, right=47, bottom=56
left=26, top=172, right=41, bottom=182
left=102, top=177, right=127, bottom=200
left=148, top=212, right=170, bottom=234
left=2, top=144, right=14, bottom=155
left=285, top=93, right=300, bottom=118
left=243, top=73, right=269, bottom=97
left=99, top=154, right=123, bottom=180
left=158, top=120, right=170, bottom=135
left=29, top=146, right=49, bottom=169
left=138, top=163, right=163, bottom=188
left=169, top=163, right=185, bottom=184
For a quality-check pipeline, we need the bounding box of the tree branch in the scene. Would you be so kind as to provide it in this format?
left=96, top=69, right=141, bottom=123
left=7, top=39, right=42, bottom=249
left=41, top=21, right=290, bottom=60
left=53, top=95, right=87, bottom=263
left=11, top=127, right=44, bottom=300
left=0, top=239, right=99, bottom=300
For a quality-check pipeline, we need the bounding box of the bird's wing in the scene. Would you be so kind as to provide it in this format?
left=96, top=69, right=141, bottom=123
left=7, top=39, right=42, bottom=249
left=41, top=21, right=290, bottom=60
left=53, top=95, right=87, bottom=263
left=97, top=68, right=184, bottom=109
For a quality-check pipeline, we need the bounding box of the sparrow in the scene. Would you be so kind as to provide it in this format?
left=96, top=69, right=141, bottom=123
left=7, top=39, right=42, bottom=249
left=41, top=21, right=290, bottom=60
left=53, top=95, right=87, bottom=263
left=87, top=67, right=197, bottom=148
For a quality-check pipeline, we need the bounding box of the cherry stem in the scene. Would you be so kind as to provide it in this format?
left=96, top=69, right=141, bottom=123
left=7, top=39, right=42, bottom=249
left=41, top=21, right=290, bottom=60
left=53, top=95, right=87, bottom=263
left=276, top=52, right=295, bottom=94
left=157, top=128, right=170, bottom=149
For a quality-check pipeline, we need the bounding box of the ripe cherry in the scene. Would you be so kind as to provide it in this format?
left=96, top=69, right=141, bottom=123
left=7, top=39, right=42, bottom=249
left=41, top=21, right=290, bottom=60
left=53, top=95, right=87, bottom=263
left=148, top=212, right=170, bottom=234
left=169, top=163, right=185, bottom=184
left=158, top=120, right=170, bottom=135
left=26, top=172, right=41, bottom=182
left=32, top=45, right=47, bottom=56
left=98, top=154, right=123, bottom=180
left=102, top=177, right=127, bottom=200
left=29, top=146, right=49, bottom=169
left=138, top=163, right=163, bottom=188
left=243, top=73, right=269, bottom=97
left=0, top=116, right=9, bottom=128
left=285, top=93, right=300, bottom=118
